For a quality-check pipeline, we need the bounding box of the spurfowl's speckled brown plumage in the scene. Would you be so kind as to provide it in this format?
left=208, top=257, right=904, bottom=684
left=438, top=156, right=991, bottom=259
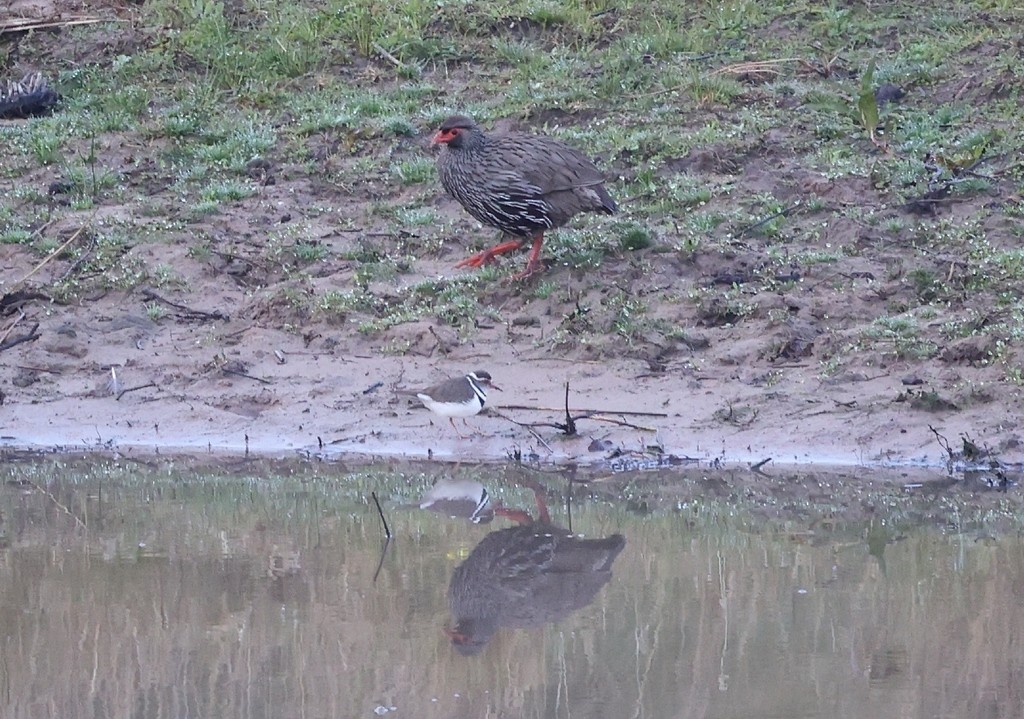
left=431, top=114, right=617, bottom=278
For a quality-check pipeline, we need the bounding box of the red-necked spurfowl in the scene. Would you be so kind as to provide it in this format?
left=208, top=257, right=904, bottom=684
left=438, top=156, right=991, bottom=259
left=432, top=114, right=617, bottom=279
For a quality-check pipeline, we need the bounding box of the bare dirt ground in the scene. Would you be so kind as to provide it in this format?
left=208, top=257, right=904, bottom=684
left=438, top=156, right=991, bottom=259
left=1, top=1, right=1022, bottom=472
left=4, top=209, right=1019, bottom=471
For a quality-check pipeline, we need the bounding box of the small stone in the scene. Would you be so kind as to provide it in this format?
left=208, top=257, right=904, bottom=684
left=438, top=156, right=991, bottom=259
left=875, top=83, right=905, bottom=105
left=43, top=338, right=88, bottom=358
left=512, top=315, right=540, bottom=327
left=12, top=371, right=38, bottom=387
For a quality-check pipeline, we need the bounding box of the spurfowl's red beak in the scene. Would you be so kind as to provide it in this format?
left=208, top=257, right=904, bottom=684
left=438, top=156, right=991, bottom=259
left=430, top=131, right=447, bottom=146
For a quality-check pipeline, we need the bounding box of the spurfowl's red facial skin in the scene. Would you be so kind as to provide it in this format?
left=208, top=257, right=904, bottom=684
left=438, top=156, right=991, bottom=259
left=433, top=113, right=616, bottom=280
left=431, top=127, right=462, bottom=146
left=431, top=116, right=476, bottom=148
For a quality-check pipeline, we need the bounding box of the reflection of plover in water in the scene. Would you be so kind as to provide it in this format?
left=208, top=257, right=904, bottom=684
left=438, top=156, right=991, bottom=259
left=413, top=371, right=500, bottom=435
left=419, top=479, right=494, bottom=524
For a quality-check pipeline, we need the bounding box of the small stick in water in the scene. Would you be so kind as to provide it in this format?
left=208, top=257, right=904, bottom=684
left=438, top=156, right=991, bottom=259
left=371, top=491, right=392, bottom=539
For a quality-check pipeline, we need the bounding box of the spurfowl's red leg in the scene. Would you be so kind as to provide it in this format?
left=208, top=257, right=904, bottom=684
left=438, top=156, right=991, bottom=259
left=455, top=239, right=525, bottom=269
left=531, top=486, right=551, bottom=524
left=494, top=506, right=535, bottom=525
left=509, top=233, right=546, bottom=281
left=491, top=482, right=551, bottom=525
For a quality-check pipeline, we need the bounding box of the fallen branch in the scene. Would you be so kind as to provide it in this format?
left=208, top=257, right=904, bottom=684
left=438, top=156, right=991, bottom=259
left=222, top=368, right=271, bottom=384
left=371, top=42, right=413, bottom=73
left=371, top=491, right=392, bottom=539
left=6, top=225, right=88, bottom=295
left=0, top=323, right=41, bottom=353
left=15, top=364, right=61, bottom=374
left=562, top=381, right=577, bottom=436
left=524, top=424, right=554, bottom=452
left=929, top=424, right=955, bottom=461
left=492, top=410, right=554, bottom=452
left=372, top=537, right=392, bottom=583
left=580, top=414, right=657, bottom=432
left=140, top=287, right=229, bottom=321
left=709, top=58, right=802, bottom=77
left=1, top=16, right=110, bottom=35
left=21, top=478, right=88, bottom=530
left=57, top=232, right=100, bottom=282
left=494, top=408, right=655, bottom=435
left=0, top=290, right=49, bottom=316
left=735, top=202, right=802, bottom=238
left=116, top=382, right=158, bottom=401
left=500, top=404, right=668, bottom=418
left=0, top=310, right=26, bottom=345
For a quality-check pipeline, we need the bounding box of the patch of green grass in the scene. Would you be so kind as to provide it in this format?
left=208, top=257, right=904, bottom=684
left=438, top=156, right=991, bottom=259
left=0, top=228, right=34, bottom=245
left=353, top=257, right=401, bottom=285
left=617, top=223, right=655, bottom=252
left=862, top=315, right=939, bottom=360
left=545, top=227, right=617, bottom=271
left=319, top=289, right=375, bottom=316
left=393, top=157, right=435, bottom=185
left=531, top=280, right=558, bottom=300
left=363, top=276, right=487, bottom=333
left=144, top=302, right=167, bottom=321
left=686, top=72, right=747, bottom=106
left=200, top=179, right=256, bottom=204
left=59, top=160, right=122, bottom=209
left=908, top=267, right=941, bottom=302
left=394, top=207, right=440, bottom=226
left=548, top=298, right=595, bottom=348
left=607, top=291, right=649, bottom=343
left=693, top=289, right=756, bottom=328
left=294, top=241, right=330, bottom=263
left=50, top=229, right=149, bottom=301
left=187, top=200, right=221, bottom=219
left=1, top=0, right=1021, bottom=380
left=672, top=210, right=731, bottom=253
left=151, top=264, right=186, bottom=289
left=24, top=120, right=71, bottom=165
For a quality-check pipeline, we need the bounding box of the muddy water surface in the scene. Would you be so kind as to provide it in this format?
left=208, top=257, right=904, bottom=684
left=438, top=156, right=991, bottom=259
left=1, top=458, right=1021, bottom=719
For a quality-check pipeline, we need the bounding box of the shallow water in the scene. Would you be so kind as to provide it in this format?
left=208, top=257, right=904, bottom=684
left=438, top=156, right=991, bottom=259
left=1, top=458, right=1021, bottom=719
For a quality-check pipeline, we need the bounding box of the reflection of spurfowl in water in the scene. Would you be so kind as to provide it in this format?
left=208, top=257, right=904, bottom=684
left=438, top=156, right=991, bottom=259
left=446, top=499, right=625, bottom=656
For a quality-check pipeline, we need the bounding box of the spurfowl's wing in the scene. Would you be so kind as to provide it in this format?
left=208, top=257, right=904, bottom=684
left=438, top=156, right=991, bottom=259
left=488, top=134, right=616, bottom=223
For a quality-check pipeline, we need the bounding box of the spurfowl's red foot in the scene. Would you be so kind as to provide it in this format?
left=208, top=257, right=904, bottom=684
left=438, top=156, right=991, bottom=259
left=455, top=239, right=524, bottom=270
left=506, top=258, right=544, bottom=282
left=454, top=251, right=494, bottom=269
left=503, top=234, right=546, bottom=281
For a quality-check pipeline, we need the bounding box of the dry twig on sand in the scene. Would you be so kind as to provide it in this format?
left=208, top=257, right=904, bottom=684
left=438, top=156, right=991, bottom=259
left=1, top=16, right=108, bottom=35
left=140, top=288, right=230, bottom=322
left=498, top=381, right=663, bottom=437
